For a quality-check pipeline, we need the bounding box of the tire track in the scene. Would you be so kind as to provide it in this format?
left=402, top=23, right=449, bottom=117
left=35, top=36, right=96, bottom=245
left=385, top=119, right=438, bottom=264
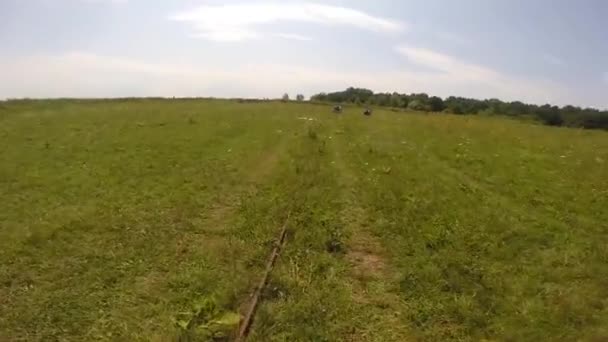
left=331, top=119, right=413, bottom=341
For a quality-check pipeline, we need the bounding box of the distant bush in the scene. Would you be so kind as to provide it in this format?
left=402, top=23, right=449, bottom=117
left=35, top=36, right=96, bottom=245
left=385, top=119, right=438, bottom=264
left=407, top=100, right=428, bottom=111
left=310, top=87, right=608, bottom=131
left=307, top=126, right=318, bottom=140
left=534, top=105, right=564, bottom=126
left=538, top=112, right=564, bottom=126
left=428, top=96, right=445, bottom=112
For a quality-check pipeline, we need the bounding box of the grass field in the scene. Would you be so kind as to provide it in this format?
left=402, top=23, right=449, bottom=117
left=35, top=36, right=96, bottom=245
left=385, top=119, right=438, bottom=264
left=1, top=99, right=607, bottom=341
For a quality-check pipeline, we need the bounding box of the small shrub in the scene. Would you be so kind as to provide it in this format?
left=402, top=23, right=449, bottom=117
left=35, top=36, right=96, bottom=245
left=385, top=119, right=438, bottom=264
left=307, top=127, right=318, bottom=140
left=538, top=111, right=564, bottom=126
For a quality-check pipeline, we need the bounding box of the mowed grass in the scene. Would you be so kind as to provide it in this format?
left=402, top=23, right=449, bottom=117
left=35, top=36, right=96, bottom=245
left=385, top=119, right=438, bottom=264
left=0, top=99, right=607, bottom=341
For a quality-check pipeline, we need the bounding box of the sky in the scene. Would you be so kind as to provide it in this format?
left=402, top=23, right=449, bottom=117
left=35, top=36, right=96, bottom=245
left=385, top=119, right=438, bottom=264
left=1, top=0, right=607, bottom=108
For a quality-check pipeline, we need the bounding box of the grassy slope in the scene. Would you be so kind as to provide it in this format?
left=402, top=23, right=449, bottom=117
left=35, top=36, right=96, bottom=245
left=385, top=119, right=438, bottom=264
left=0, top=99, right=607, bottom=341
left=0, top=100, right=297, bottom=340
left=331, top=112, right=608, bottom=340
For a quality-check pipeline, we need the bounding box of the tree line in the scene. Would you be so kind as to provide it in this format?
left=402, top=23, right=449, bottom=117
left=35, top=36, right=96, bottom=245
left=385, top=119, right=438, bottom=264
left=310, top=87, right=608, bottom=130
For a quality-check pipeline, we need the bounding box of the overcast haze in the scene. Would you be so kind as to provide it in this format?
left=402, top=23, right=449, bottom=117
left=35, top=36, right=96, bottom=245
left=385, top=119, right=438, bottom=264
left=1, top=0, right=607, bottom=108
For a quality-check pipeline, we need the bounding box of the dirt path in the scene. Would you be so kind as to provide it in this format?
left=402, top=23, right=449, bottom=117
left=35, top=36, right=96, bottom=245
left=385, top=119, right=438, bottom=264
left=331, top=129, right=413, bottom=341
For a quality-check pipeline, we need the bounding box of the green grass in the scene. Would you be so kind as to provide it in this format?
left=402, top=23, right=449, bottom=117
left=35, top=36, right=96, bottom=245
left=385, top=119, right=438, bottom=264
left=1, top=99, right=607, bottom=341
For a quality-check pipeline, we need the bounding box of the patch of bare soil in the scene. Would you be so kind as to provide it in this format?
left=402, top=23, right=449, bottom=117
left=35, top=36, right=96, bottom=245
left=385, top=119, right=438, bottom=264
left=347, top=231, right=387, bottom=280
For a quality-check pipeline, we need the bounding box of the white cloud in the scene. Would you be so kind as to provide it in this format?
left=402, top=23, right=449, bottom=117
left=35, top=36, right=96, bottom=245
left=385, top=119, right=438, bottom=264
left=396, top=46, right=500, bottom=82
left=0, top=52, right=429, bottom=99
left=542, top=54, right=565, bottom=66
left=0, top=51, right=587, bottom=107
left=436, top=31, right=472, bottom=46
left=170, top=2, right=405, bottom=42
left=273, top=33, right=313, bottom=41
left=0, top=52, right=340, bottom=99
left=82, top=0, right=127, bottom=4
left=395, top=45, right=569, bottom=104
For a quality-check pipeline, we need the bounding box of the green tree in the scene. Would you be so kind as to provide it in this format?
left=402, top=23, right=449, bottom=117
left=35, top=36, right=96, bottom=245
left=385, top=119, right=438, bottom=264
left=375, top=93, right=390, bottom=106
left=296, top=94, right=305, bottom=101
left=389, top=93, right=405, bottom=108
left=535, top=104, right=563, bottom=126
left=407, top=100, right=427, bottom=111
left=282, top=93, right=290, bottom=102
left=428, top=96, right=445, bottom=112
left=309, top=88, right=607, bottom=130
